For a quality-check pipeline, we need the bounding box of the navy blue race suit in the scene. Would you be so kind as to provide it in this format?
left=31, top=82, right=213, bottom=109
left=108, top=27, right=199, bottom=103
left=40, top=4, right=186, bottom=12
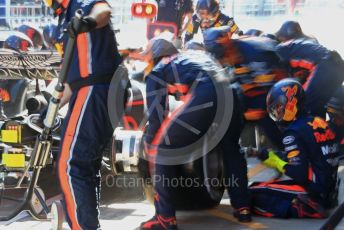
left=225, top=36, right=288, bottom=147
left=250, top=116, right=342, bottom=218
left=276, top=38, right=344, bottom=117
left=184, top=12, right=241, bottom=43
left=144, top=50, right=250, bottom=220
left=54, top=0, right=121, bottom=229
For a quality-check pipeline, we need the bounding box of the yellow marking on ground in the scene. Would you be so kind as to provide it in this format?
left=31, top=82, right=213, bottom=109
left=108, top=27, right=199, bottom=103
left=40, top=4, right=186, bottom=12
left=248, top=163, right=268, bottom=179
left=207, top=163, right=270, bottom=228
left=208, top=209, right=268, bottom=229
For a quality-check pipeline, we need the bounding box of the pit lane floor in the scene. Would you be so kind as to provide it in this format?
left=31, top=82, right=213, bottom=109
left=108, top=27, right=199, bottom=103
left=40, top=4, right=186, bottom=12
left=1, top=158, right=344, bottom=230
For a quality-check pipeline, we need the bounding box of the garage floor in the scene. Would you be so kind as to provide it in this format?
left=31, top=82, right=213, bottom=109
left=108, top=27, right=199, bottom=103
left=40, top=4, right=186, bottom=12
left=1, top=158, right=344, bottom=230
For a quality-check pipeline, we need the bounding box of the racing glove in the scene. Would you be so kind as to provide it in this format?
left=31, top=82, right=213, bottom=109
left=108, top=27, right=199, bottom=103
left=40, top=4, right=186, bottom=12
left=258, top=148, right=287, bottom=174
left=66, top=16, right=97, bottom=38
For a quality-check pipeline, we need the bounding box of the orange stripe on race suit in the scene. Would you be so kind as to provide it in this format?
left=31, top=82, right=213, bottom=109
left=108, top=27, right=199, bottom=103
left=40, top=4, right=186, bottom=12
left=58, top=87, right=90, bottom=230
left=244, top=109, right=267, bottom=121
left=308, top=166, right=314, bottom=182
left=61, top=0, right=70, bottom=8
left=234, top=66, right=251, bottom=74
left=251, top=180, right=306, bottom=193
left=302, top=67, right=316, bottom=91
left=146, top=94, right=192, bottom=174
left=77, top=33, right=89, bottom=78
left=149, top=94, right=192, bottom=155
left=289, top=59, right=316, bottom=91
left=126, top=100, right=144, bottom=107
left=253, top=207, right=274, bottom=217
left=290, top=59, right=315, bottom=71
left=167, top=84, right=189, bottom=95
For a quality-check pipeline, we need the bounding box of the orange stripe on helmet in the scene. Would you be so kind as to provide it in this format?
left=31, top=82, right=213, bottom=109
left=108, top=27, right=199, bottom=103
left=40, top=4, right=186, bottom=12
left=58, top=87, right=90, bottom=230
left=77, top=33, right=89, bottom=78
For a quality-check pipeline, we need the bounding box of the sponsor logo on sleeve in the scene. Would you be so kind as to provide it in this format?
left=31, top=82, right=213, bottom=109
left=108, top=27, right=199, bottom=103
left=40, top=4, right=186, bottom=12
left=287, top=150, right=300, bottom=159
left=283, top=136, right=295, bottom=145
left=285, top=144, right=298, bottom=152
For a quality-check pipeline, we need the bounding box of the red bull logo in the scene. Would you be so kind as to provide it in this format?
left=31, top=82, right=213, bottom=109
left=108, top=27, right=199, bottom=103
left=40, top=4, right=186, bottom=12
left=313, top=129, right=335, bottom=143
left=307, top=117, right=328, bottom=130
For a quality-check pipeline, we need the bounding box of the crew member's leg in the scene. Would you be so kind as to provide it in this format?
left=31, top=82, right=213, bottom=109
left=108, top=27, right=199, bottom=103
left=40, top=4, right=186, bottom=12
left=250, top=180, right=327, bottom=218
left=219, top=93, right=251, bottom=222
left=58, top=86, right=113, bottom=230
left=142, top=83, right=217, bottom=229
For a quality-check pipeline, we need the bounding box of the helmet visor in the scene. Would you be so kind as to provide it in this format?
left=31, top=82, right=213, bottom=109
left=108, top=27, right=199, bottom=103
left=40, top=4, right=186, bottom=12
left=268, top=96, right=286, bottom=122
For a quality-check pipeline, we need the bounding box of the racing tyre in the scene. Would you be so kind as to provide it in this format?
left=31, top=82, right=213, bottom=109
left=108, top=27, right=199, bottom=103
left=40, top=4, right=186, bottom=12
left=140, top=147, right=224, bottom=210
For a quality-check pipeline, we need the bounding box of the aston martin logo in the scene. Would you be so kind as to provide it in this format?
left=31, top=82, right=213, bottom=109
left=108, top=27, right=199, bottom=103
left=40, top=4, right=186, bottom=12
left=0, top=49, right=62, bottom=80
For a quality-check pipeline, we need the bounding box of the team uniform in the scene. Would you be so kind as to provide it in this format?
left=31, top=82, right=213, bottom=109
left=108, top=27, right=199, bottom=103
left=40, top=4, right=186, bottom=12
left=143, top=50, right=250, bottom=228
left=55, top=0, right=121, bottom=229
left=185, top=12, right=241, bottom=43
left=276, top=38, right=344, bottom=117
left=250, top=116, right=342, bottom=218
left=230, top=37, right=288, bottom=147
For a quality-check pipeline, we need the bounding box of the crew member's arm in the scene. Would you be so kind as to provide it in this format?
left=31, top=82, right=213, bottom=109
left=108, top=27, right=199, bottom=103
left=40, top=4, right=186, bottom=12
left=276, top=43, right=308, bottom=81
left=89, top=2, right=112, bottom=28
left=260, top=131, right=309, bottom=183
left=67, top=1, right=112, bottom=36
left=226, top=17, right=243, bottom=36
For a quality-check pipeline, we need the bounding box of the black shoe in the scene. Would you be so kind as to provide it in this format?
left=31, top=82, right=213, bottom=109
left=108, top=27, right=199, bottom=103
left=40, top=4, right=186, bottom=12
left=233, top=207, right=252, bottom=222
left=140, top=215, right=178, bottom=230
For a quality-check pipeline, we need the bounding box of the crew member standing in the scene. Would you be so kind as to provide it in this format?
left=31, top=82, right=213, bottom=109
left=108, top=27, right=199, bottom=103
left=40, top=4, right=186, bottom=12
left=184, top=0, right=242, bottom=43
left=203, top=26, right=288, bottom=148
left=275, top=21, right=344, bottom=117
left=44, top=0, right=121, bottom=228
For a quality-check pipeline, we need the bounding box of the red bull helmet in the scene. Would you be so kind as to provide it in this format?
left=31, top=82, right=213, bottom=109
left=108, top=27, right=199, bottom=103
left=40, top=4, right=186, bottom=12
left=16, top=24, right=43, bottom=50
left=4, top=32, right=33, bottom=52
left=267, top=78, right=306, bottom=127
